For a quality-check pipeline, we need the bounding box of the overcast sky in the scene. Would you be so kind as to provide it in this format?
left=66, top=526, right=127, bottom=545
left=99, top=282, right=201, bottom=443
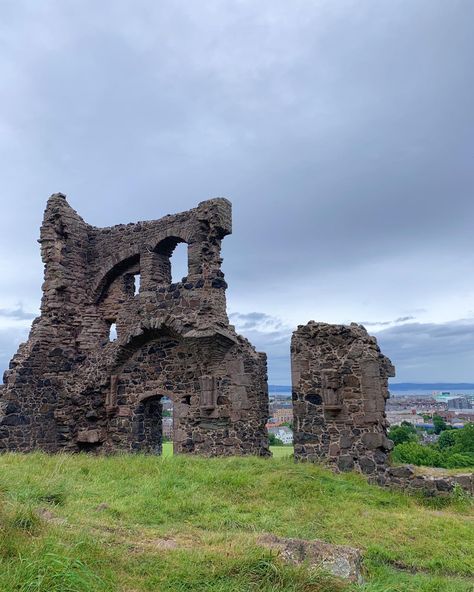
left=1, top=0, right=473, bottom=385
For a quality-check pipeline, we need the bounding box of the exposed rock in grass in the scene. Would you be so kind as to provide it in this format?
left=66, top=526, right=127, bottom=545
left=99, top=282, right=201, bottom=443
left=258, top=534, right=363, bottom=583
left=35, top=507, right=67, bottom=525
left=148, top=538, right=179, bottom=550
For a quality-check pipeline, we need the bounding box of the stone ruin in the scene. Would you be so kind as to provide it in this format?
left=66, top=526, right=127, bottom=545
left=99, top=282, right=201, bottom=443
left=1, top=194, right=470, bottom=497
left=291, top=322, right=395, bottom=475
left=0, top=193, right=399, bottom=473
left=0, top=193, right=270, bottom=456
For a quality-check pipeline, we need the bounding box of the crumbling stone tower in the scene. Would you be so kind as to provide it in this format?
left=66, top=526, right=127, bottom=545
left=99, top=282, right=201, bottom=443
left=0, top=193, right=270, bottom=456
left=291, top=322, right=395, bottom=474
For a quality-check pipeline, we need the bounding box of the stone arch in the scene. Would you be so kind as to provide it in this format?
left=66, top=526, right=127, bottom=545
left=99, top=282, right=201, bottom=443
left=92, top=251, right=140, bottom=303
left=155, top=235, right=187, bottom=257
left=106, top=326, right=201, bottom=454
left=151, top=235, right=189, bottom=285
left=112, top=321, right=184, bottom=369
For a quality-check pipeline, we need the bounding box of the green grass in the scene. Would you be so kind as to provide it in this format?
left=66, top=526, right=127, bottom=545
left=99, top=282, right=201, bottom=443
left=163, top=443, right=295, bottom=458
left=0, top=452, right=472, bottom=591
left=270, top=445, right=294, bottom=459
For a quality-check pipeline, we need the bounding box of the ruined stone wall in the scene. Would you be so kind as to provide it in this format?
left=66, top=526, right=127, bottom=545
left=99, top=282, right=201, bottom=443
left=374, top=465, right=474, bottom=497
left=291, top=322, right=395, bottom=475
left=0, top=193, right=269, bottom=456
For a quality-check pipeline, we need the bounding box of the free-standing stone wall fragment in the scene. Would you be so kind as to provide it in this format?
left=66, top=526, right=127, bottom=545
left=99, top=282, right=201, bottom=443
left=291, top=322, right=395, bottom=474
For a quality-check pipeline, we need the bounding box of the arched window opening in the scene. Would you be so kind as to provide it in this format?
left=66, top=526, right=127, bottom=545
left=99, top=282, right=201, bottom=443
left=154, top=237, right=188, bottom=285
left=170, top=241, right=188, bottom=284
left=133, top=273, right=140, bottom=295
left=95, top=254, right=140, bottom=303
left=109, top=322, right=117, bottom=342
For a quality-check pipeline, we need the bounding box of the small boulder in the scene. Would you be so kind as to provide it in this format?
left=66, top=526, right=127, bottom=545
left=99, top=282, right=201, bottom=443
left=387, top=465, right=415, bottom=479
left=258, top=534, right=363, bottom=583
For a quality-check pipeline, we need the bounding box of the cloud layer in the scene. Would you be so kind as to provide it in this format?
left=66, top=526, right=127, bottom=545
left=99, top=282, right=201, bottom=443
left=0, top=1, right=473, bottom=383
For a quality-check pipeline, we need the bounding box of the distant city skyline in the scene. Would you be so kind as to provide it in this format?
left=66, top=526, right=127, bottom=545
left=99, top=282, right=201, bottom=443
left=1, top=1, right=474, bottom=385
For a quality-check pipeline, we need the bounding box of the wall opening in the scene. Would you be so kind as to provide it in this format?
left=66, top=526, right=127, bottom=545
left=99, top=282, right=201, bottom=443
left=170, top=242, right=188, bottom=284
left=77, top=441, right=102, bottom=453
left=133, top=273, right=140, bottom=295
left=109, top=322, right=117, bottom=341
left=268, top=385, right=294, bottom=449
left=162, top=396, right=173, bottom=454
left=154, top=237, right=188, bottom=285
left=138, top=395, right=163, bottom=455
left=95, top=253, right=140, bottom=303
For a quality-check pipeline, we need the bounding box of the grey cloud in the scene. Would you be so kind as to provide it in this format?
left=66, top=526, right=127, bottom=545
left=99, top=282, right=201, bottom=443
left=0, top=327, right=28, bottom=378
left=230, top=312, right=292, bottom=384
left=360, top=316, right=415, bottom=327
left=0, top=305, right=36, bottom=321
left=233, top=314, right=474, bottom=385
left=229, top=312, right=284, bottom=331
left=375, top=319, right=474, bottom=382
left=2, top=1, right=473, bottom=277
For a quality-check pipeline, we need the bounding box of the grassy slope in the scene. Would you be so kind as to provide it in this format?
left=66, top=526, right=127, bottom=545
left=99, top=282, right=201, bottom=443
left=0, top=451, right=472, bottom=592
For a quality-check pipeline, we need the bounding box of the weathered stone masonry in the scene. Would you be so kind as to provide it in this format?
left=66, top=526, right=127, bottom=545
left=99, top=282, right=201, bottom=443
left=0, top=193, right=270, bottom=456
left=291, top=322, right=395, bottom=475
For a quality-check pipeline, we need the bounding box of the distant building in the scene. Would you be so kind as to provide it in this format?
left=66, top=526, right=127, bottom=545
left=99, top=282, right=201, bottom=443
left=447, top=397, right=472, bottom=410
left=162, top=417, right=173, bottom=439
left=268, top=426, right=293, bottom=445
left=273, top=407, right=293, bottom=424
left=386, top=412, right=424, bottom=427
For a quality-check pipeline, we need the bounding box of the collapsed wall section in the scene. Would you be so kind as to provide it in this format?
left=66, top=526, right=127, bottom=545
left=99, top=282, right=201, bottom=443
left=291, top=322, right=395, bottom=474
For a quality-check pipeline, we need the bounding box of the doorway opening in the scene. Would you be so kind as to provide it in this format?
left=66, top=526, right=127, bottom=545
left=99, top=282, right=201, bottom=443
left=161, top=396, right=174, bottom=456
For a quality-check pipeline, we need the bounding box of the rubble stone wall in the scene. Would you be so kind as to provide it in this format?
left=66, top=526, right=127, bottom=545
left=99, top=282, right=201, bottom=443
left=374, top=465, right=474, bottom=497
left=291, top=322, right=395, bottom=474
left=0, top=193, right=270, bottom=456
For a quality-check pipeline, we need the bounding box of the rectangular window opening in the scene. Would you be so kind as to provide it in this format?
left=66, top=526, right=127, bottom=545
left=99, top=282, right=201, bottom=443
left=109, top=322, right=117, bottom=341
left=134, top=273, right=141, bottom=295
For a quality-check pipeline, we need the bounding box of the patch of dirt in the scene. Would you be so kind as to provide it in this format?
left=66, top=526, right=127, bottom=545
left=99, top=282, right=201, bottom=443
left=36, top=507, right=67, bottom=525
left=127, top=536, right=182, bottom=554
left=94, top=502, right=110, bottom=512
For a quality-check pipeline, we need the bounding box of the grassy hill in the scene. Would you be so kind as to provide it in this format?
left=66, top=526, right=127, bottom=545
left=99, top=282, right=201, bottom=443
left=0, top=451, right=472, bottom=591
